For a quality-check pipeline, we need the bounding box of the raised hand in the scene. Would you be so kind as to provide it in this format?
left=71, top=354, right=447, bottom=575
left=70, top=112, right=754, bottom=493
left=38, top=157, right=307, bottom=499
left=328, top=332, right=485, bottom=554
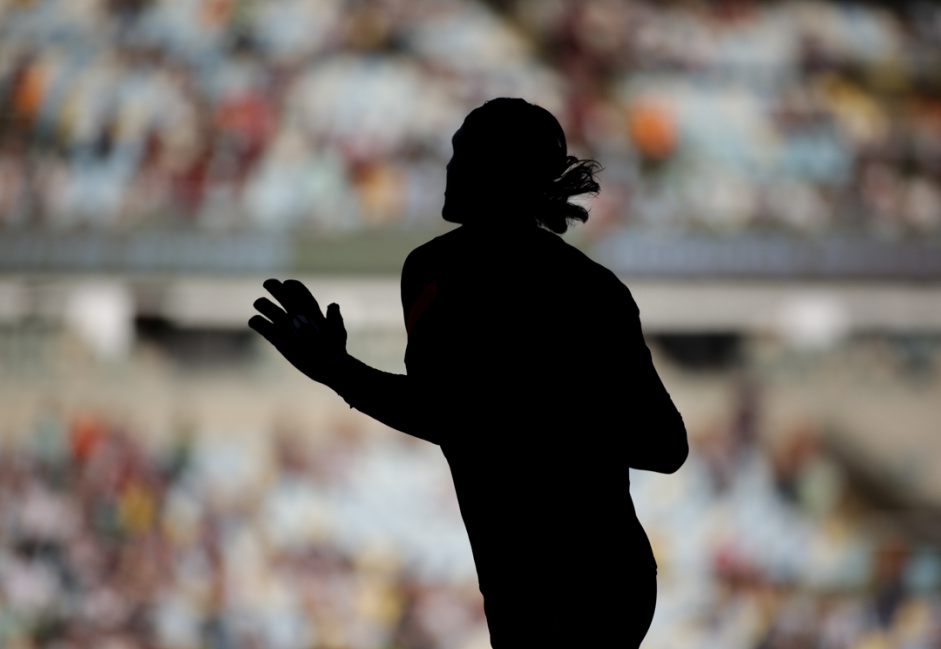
left=248, top=279, right=348, bottom=386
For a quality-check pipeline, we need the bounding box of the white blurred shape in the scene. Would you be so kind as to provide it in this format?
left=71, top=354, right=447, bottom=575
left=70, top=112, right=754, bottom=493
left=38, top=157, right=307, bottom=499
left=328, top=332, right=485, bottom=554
left=153, top=592, right=203, bottom=649
left=776, top=294, right=849, bottom=350
left=290, top=55, right=461, bottom=158
left=0, top=554, right=59, bottom=613
left=253, top=0, right=341, bottom=63
left=191, top=432, right=272, bottom=507
left=64, top=282, right=134, bottom=360
left=406, top=2, right=531, bottom=72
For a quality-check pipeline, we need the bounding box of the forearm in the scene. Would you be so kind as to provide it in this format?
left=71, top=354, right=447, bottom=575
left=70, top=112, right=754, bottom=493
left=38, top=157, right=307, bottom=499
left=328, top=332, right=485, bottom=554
left=622, top=345, right=689, bottom=474
left=627, top=384, right=688, bottom=474
left=326, top=355, right=442, bottom=445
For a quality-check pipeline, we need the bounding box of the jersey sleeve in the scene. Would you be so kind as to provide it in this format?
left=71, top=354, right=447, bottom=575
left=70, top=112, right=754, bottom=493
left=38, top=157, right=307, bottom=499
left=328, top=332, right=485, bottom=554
left=603, top=277, right=688, bottom=473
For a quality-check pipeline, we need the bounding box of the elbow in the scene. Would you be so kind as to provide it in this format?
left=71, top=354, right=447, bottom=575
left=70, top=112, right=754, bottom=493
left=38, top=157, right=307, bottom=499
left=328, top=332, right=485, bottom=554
left=663, top=413, right=689, bottom=473
left=631, top=435, right=689, bottom=474
left=645, top=441, right=687, bottom=474
left=663, top=418, right=690, bottom=473
left=647, top=422, right=689, bottom=474
left=660, top=437, right=688, bottom=474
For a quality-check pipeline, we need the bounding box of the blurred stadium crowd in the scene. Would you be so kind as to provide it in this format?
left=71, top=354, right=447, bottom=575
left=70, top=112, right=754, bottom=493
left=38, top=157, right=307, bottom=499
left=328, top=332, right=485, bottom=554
left=2, top=389, right=941, bottom=649
left=1, top=411, right=488, bottom=649
left=0, top=0, right=940, bottom=236
left=3, top=1, right=941, bottom=648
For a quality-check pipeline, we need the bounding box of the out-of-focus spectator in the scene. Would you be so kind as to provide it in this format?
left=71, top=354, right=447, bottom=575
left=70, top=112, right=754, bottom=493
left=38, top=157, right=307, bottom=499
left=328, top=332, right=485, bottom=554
left=2, top=369, right=941, bottom=648
left=1, top=0, right=939, bottom=236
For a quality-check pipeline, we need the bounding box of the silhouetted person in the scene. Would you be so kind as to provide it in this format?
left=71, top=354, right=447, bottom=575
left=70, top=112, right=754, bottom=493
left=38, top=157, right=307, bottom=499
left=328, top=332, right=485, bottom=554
left=250, top=98, right=688, bottom=648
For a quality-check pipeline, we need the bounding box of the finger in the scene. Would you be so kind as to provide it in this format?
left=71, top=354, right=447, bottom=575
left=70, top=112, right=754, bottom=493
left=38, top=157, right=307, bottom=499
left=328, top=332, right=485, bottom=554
left=264, top=278, right=326, bottom=327
left=264, top=278, right=309, bottom=316
left=262, top=278, right=282, bottom=295
left=253, top=297, right=289, bottom=324
left=282, top=279, right=327, bottom=327
left=263, top=278, right=290, bottom=312
left=325, top=303, right=347, bottom=343
left=326, top=303, right=342, bottom=325
left=248, top=315, right=280, bottom=345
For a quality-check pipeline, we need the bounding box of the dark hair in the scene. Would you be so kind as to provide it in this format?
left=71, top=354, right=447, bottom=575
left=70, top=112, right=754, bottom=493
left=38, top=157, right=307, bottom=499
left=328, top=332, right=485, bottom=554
left=541, top=154, right=602, bottom=234
left=450, top=98, right=601, bottom=234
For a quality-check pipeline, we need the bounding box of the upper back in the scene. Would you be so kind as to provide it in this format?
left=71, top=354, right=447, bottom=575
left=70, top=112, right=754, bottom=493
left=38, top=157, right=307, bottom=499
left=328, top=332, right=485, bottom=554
left=401, top=225, right=638, bottom=431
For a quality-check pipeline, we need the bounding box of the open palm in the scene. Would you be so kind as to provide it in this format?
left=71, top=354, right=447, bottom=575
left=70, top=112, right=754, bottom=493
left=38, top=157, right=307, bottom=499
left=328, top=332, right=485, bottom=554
left=249, top=279, right=348, bottom=386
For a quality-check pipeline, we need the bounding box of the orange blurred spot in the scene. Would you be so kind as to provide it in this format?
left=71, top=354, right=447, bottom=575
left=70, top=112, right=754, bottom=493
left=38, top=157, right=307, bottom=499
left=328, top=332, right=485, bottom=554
left=627, top=101, right=677, bottom=159
left=70, top=415, right=105, bottom=462
left=13, top=62, right=45, bottom=119
left=351, top=160, right=404, bottom=226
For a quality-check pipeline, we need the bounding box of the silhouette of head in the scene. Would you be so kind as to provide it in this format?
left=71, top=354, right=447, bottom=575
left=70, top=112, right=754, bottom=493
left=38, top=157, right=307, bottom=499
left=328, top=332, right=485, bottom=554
left=443, top=98, right=600, bottom=234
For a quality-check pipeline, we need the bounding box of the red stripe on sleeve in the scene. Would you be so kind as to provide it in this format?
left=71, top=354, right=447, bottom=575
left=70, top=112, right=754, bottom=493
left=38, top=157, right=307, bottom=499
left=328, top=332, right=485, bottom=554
left=406, top=280, right=438, bottom=337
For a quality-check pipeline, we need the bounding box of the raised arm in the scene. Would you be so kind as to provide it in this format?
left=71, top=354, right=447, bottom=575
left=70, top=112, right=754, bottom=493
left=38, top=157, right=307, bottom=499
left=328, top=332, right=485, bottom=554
left=248, top=279, right=442, bottom=444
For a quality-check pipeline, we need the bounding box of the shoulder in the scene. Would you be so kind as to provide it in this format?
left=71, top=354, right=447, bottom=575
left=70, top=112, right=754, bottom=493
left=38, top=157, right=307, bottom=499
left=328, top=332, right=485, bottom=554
left=548, top=232, right=641, bottom=319
left=403, top=227, right=466, bottom=276
left=543, top=230, right=634, bottom=287
left=401, top=227, right=467, bottom=310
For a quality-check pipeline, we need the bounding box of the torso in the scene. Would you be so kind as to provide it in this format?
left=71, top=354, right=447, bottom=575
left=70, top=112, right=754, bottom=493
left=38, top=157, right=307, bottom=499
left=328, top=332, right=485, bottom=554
left=401, top=224, right=657, bottom=644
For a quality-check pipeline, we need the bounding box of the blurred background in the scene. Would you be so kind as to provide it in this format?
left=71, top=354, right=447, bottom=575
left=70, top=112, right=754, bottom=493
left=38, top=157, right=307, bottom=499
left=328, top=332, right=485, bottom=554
left=1, top=0, right=941, bottom=648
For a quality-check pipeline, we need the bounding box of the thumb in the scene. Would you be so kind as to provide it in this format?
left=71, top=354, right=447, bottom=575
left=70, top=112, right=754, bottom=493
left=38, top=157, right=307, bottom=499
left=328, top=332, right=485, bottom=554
left=325, top=303, right=347, bottom=345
